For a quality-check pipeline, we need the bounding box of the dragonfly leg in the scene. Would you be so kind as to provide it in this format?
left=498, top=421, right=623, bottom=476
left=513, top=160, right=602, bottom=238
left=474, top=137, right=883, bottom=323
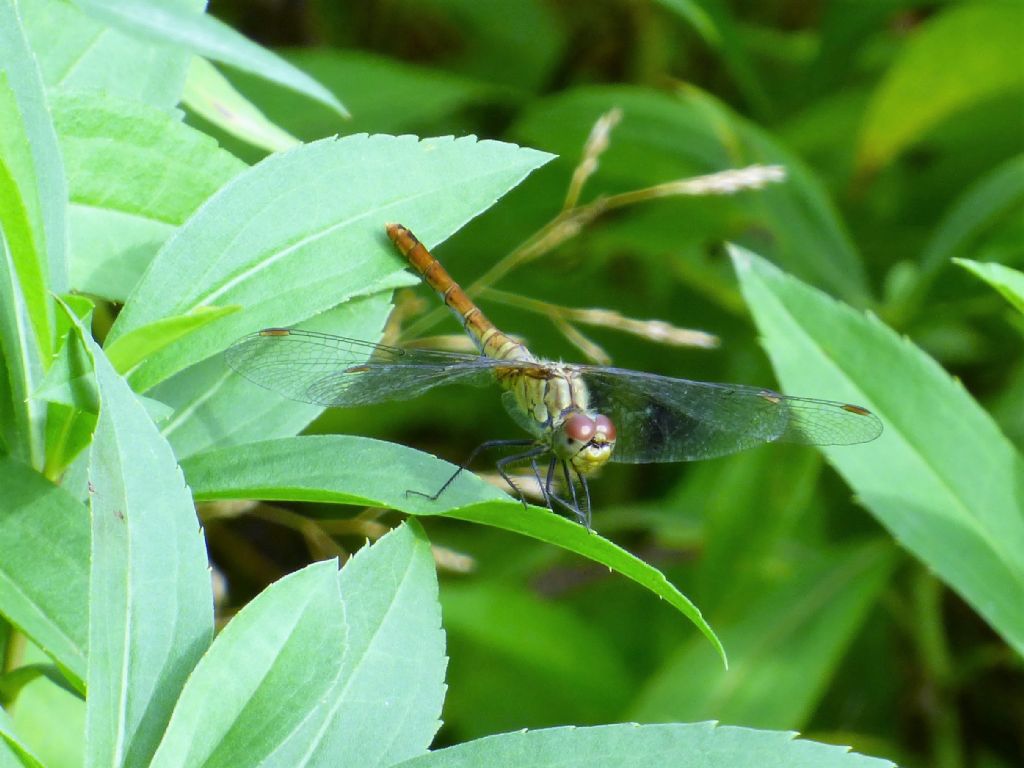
left=578, top=471, right=592, bottom=530
left=529, top=456, right=551, bottom=507
left=496, top=444, right=551, bottom=509
left=406, top=438, right=533, bottom=502
left=561, top=460, right=585, bottom=526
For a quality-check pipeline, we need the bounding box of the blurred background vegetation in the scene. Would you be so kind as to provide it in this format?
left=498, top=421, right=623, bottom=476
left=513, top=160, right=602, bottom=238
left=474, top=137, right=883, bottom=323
left=196, top=2, right=1023, bottom=767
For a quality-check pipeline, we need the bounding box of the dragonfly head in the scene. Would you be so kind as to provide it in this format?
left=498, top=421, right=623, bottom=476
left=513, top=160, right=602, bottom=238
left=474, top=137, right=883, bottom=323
left=556, top=411, right=617, bottom=474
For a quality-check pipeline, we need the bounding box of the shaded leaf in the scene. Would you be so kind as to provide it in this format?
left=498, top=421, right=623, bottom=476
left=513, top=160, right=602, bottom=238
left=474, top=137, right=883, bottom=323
left=955, top=258, right=1024, bottom=315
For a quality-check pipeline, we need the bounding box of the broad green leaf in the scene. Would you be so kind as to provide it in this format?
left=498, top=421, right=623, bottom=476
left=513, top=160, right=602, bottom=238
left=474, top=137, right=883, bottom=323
left=442, top=581, right=632, bottom=739
left=149, top=560, right=346, bottom=768
left=75, top=308, right=214, bottom=768
left=731, top=245, right=1024, bottom=655
left=631, top=540, right=896, bottom=728
left=108, top=134, right=553, bottom=392
left=0, top=458, right=88, bottom=689
left=181, top=435, right=726, bottom=664
left=155, top=292, right=396, bottom=460
left=21, top=0, right=196, bottom=109
left=73, top=0, right=347, bottom=117
left=0, top=0, right=68, bottom=356
left=244, top=49, right=501, bottom=141
left=105, top=305, right=240, bottom=375
left=262, top=521, right=445, bottom=768
left=0, top=708, right=44, bottom=768
left=391, top=722, right=895, bottom=768
left=511, top=86, right=868, bottom=302
left=182, top=57, right=299, bottom=153
left=856, top=3, right=1024, bottom=173
left=955, top=258, right=1024, bottom=315
left=53, top=91, right=245, bottom=302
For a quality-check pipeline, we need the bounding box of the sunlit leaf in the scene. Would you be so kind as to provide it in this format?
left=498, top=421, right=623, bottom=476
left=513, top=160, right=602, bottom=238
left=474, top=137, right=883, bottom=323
left=955, top=258, right=1024, bottom=316
left=732, top=245, right=1024, bottom=655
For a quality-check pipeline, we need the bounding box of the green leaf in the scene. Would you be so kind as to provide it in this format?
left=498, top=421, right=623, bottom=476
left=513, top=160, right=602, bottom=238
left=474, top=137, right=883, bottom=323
left=654, top=0, right=771, bottom=119
left=73, top=307, right=214, bottom=767
left=0, top=226, right=47, bottom=467
left=261, top=521, right=445, bottom=767
left=0, top=708, right=45, bottom=768
left=107, top=134, right=553, bottom=392
left=442, top=581, right=632, bottom=738
left=955, top=258, right=1024, bottom=315
left=631, top=540, right=896, bottom=728
left=856, top=3, right=1024, bottom=173
left=73, top=0, right=347, bottom=117
left=920, top=155, right=1024, bottom=277
left=0, top=458, right=88, bottom=689
left=21, top=0, right=195, bottom=109
left=242, top=49, right=501, bottom=141
left=390, top=722, right=895, bottom=768
left=53, top=90, right=245, bottom=302
left=182, top=56, right=300, bottom=153
left=0, top=0, right=69, bottom=356
left=181, top=435, right=726, bottom=664
left=106, top=305, right=240, bottom=375
left=149, top=560, right=346, bottom=768
left=0, top=664, right=82, bottom=706
left=511, top=85, right=868, bottom=302
left=155, top=292, right=395, bottom=460
left=731, top=245, right=1024, bottom=655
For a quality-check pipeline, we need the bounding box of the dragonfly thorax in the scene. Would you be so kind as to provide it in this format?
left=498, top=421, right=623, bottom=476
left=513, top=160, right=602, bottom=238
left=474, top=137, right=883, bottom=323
left=553, top=411, right=617, bottom=475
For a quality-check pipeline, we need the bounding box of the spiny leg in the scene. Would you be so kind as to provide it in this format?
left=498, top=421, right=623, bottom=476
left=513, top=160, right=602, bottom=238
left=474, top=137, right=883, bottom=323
left=406, top=438, right=534, bottom=502
left=561, top=460, right=584, bottom=525
left=495, top=444, right=550, bottom=508
left=578, top=470, right=592, bottom=530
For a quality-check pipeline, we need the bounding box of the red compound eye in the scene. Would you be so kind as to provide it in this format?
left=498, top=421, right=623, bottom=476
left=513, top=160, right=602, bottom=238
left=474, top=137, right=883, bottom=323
left=564, top=413, right=595, bottom=442
left=594, top=414, right=616, bottom=441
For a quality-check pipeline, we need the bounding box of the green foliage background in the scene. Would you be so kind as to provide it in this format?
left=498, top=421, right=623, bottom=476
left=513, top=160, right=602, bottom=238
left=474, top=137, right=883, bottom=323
left=0, top=1, right=1021, bottom=767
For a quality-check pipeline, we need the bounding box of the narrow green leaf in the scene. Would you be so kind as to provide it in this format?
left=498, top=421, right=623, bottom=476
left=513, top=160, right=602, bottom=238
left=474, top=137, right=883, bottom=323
left=920, top=155, right=1024, bottom=276
left=654, top=0, right=772, bottom=119
left=182, top=57, right=300, bottom=153
left=108, top=134, right=553, bottom=392
left=0, top=458, right=88, bottom=689
left=955, top=258, right=1024, bottom=315
left=72, top=306, right=214, bottom=767
left=731, top=245, right=1024, bottom=655
left=149, top=561, right=346, bottom=768
left=857, top=3, right=1024, bottom=173
left=21, top=0, right=195, bottom=109
left=0, top=664, right=82, bottom=706
left=53, top=90, right=245, bottom=302
left=0, top=229, right=47, bottom=467
left=0, top=708, right=45, bottom=768
left=73, top=0, right=347, bottom=116
left=632, top=541, right=896, bottom=728
left=181, top=435, right=726, bottom=664
left=106, top=305, right=240, bottom=376
left=391, top=722, right=895, bottom=768
left=0, top=0, right=69, bottom=309
left=262, top=521, right=446, bottom=768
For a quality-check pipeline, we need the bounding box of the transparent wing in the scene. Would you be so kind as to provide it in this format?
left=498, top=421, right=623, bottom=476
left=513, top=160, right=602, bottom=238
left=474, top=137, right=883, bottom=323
left=224, top=329, right=543, bottom=407
left=576, top=366, right=882, bottom=463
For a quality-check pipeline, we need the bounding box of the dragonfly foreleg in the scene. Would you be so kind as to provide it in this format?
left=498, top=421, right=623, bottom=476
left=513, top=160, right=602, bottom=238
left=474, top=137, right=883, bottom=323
left=406, top=438, right=534, bottom=502
left=495, top=444, right=551, bottom=509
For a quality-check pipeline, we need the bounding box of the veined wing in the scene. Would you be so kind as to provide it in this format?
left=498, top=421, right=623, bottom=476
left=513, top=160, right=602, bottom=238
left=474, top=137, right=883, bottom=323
left=576, top=366, right=882, bottom=463
left=225, top=329, right=543, bottom=407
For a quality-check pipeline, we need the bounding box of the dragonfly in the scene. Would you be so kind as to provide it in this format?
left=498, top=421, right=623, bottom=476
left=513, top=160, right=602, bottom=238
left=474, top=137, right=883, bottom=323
left=226, top=223, right=882, bottom=527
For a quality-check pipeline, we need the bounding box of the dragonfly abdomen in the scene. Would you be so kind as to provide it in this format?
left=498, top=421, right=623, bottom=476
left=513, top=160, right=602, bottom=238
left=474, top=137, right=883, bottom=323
left=386, top=223, right=533, bottom=364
